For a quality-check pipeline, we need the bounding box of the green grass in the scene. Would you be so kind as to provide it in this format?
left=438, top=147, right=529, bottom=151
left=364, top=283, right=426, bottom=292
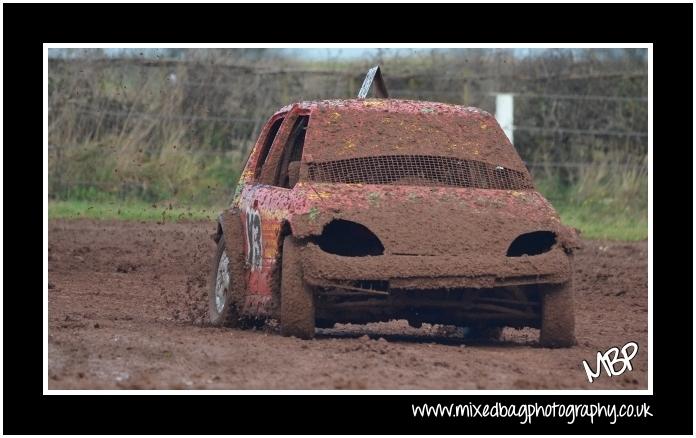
left=535, top=174, right=648, bottom=241
left=50, top=198, right=647, bottom=241
left=49, top=200, right=222, bottom=222
left=552, top=202, right=648, bottom=241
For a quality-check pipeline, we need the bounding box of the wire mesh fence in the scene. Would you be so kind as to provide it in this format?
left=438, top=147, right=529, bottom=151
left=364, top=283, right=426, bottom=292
left=48, top=53, right=648, bottom=204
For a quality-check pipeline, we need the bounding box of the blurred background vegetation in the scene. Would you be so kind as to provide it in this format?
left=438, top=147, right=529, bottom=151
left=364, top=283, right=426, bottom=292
left=48, top=48, right=648, bottom=240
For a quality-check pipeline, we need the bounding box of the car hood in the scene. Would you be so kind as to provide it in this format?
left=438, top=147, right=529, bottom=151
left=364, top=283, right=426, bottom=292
left=288, top=183, right=580, bottom=256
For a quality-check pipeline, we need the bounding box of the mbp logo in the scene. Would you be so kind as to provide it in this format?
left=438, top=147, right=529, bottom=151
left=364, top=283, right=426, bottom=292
left=582, top=341, right=638, bottom=383
left=245, top=207, right=262, bottom=271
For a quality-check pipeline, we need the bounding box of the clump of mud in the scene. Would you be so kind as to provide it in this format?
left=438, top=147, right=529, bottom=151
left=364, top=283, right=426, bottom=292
left=116, top=262, right=138, bottom=273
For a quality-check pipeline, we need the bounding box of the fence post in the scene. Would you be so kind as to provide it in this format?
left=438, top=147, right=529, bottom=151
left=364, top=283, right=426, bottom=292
left=495, top=93, right=514, bottom=144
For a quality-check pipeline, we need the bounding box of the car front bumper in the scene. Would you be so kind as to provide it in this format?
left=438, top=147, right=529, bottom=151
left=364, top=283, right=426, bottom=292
left=301, top=243, right=572, bottom=290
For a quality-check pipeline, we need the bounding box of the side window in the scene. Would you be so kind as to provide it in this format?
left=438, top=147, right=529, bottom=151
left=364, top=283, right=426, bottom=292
left=277, top=115, right=310, bottom=188
left=254, top=117, right=284, bottom=180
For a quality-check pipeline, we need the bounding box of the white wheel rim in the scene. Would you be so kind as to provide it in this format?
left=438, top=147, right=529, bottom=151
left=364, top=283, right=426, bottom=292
left=215, top=251, right=230, bottom=314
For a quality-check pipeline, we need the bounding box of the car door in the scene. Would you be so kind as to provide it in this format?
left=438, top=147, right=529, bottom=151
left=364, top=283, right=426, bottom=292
left=238, top=105, right=310, bottom=316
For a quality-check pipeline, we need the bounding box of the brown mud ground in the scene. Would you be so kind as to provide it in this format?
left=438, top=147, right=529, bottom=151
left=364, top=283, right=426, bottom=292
left=48, top=219, right=648, bottom=390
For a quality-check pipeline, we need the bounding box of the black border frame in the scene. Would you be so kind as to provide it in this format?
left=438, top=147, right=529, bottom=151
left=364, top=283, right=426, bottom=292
left=3, top=2, right=692, bottom=435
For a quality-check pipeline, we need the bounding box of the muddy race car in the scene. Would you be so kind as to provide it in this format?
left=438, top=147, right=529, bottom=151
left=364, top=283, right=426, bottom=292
left=210, top=69, right=579, bottom=347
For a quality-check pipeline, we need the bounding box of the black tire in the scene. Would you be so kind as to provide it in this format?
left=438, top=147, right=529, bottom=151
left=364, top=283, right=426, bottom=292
left=468, top=325, right=503, bottom=341
left=280, top=236, right=315, bottom=339
left=539, top=277, right=576, bottom=348
left=208, top=233, right=245, bottom=327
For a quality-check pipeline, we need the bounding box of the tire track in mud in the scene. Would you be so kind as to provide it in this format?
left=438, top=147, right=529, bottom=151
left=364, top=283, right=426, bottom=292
left=48, top=219, right=648, bottom=389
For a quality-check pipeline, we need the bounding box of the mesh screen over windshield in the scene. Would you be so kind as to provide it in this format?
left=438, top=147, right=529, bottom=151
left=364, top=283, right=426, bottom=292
left=306, top=155, right=534, bottom=190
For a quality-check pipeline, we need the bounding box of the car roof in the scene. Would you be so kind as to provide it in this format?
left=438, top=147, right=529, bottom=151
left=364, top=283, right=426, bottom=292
left=281, top=98, right=527, bottom=173
left=274, top=98, right=494, bottom=119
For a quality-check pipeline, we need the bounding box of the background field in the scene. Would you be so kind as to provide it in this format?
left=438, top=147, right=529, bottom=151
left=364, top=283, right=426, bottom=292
left=48, top=48, right=648, bottom=240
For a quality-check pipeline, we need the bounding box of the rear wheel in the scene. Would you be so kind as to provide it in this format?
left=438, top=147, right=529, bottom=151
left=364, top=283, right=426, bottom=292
left=468, top=325, right=503, bottom=341
left=539, top=278, right=576, bottom=348
left=280, top=236, right=315, bottom=339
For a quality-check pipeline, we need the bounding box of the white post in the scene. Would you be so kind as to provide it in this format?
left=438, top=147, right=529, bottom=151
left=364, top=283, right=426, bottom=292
left=495, top=93, right=514, bottom=144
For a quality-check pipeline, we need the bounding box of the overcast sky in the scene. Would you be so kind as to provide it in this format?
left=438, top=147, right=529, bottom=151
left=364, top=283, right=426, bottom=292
left=49, top=48, right=435, bottom=59
left=48, top=47, right=646, bottom=61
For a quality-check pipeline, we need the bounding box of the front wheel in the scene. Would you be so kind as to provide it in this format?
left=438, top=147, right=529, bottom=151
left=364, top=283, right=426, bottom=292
left=539, top=278, right=576, bottom=348
left=208, top=230, right=245, bottom=326
left=280, top=236, right=315, bottom=339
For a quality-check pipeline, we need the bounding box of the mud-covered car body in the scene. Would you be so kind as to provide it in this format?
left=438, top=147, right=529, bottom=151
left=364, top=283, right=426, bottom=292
left=214, top=98, right=579, bottom=343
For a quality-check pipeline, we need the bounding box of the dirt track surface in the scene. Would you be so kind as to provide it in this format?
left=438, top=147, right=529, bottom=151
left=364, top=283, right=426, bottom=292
left=48, top=219, right=648, bottom=390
